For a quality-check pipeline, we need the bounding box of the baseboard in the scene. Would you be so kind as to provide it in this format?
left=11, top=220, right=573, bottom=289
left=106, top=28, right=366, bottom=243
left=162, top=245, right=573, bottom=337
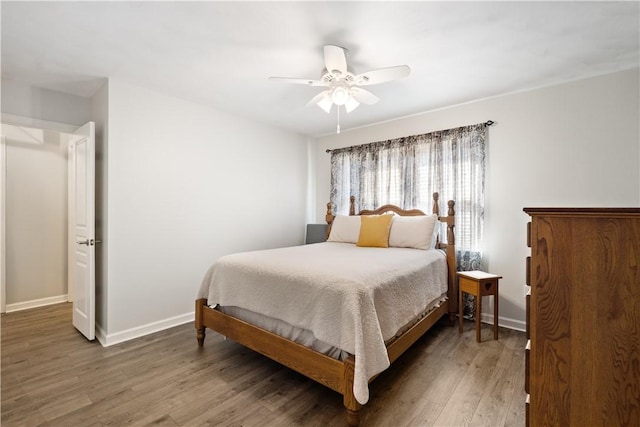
left=99, top=311, right=194, bottom=347
left=95, top=323, right=107, bottom=347
left=5, top=294, right=68, bottom=313
left=481, top=312, right=526, bottom=332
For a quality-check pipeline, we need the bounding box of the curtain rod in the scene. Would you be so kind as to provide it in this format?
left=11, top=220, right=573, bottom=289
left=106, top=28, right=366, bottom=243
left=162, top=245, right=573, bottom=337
left=325, top=120, right=495, bottom=153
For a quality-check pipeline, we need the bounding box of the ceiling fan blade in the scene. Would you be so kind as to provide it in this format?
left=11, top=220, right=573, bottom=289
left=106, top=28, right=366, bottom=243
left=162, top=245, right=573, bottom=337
left=269, top=76, right=326, bottom=87
left=306, top=90, right=332, bottom=113
left=324, top=45, right=348, bottom=75
left=350, top=87, right=380, bottom=105
left=354, top=65, right=410, bottom=86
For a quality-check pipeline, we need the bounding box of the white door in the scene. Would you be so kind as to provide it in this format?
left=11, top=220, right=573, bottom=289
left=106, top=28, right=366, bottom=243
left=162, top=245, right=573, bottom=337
left=69, top=122, right=95, bottom=340
left=0, top=137, right=5, bottom=314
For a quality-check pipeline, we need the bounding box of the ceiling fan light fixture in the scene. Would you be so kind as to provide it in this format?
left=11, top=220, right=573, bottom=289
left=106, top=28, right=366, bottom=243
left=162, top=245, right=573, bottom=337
left=345, top=96, right=360, bottom=113
left=331, top=86, right=350, bottom=105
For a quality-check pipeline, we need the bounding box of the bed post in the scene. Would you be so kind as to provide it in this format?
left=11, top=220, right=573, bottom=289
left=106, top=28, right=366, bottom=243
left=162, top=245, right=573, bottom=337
left=349, top=195, right=356, bottom=216
left=433, top=192, right=457, bottom=325
left=325, top=202, right=335, bottom=240
left=446, top=200, right=457, bottom=325
left=343, top=356, right=362, bottom=426
left=195, top=298, right=207, bottom=346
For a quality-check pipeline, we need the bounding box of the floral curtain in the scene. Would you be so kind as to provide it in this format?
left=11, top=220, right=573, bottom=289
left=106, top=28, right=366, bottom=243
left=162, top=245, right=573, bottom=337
left=330, top=123, right=487, bottom=318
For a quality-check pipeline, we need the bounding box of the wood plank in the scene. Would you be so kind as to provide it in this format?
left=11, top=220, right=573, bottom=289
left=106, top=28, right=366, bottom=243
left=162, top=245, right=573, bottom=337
left=432, top=331, right=504, bottom=426
left=470, top=331, right=527, bottom=426
left=1, top=302, right=526, bottom=426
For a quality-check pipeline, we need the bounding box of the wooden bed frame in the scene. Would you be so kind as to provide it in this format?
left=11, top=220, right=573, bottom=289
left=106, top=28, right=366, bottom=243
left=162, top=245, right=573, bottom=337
left=195, top=192, right=456, bottom=426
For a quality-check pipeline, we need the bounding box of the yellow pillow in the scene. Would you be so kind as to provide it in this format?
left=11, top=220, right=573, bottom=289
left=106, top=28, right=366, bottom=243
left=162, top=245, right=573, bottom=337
left=357, top=214, right=393, bottom=248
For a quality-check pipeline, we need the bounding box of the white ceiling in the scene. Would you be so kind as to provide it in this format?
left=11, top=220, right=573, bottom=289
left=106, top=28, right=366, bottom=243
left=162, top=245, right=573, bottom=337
left=2, top=1, right=638, bottom=136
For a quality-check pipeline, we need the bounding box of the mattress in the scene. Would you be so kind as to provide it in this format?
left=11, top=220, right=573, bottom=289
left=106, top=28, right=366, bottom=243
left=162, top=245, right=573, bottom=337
left=216, top=292, right=448, bottom=362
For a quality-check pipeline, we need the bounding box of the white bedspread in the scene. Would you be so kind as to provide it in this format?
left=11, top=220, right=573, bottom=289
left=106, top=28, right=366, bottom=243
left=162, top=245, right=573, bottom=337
left=197, top=241, right=448, bottom=404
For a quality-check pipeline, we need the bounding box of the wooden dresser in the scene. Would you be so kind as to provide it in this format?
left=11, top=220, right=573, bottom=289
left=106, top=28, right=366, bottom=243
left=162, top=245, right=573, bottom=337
left=524, top=208, right=640, bottom=426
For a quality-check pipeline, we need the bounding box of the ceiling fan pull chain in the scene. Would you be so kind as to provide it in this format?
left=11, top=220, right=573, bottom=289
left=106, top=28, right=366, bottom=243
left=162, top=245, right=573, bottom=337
left=337, top=105, right=341, bottom=134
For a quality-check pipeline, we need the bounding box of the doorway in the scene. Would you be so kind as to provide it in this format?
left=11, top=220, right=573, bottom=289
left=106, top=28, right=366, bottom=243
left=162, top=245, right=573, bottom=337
left=1, top=117, right=76, bottom=313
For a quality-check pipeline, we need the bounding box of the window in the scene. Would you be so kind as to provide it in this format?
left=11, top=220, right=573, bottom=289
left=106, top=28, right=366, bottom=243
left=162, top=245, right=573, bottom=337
left=330, top=123, right=486, bottom=267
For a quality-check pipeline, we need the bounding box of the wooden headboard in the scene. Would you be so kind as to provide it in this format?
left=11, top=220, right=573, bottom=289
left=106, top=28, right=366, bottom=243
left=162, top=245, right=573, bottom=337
left=325, top=192, right=458, bottom=317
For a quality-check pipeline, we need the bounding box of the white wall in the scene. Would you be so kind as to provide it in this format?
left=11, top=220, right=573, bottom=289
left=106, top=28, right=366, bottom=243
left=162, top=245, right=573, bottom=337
left=1, top=77, right=310, bottom=344
left=1, top=79, right=90, bottom=126
left=5, top=137, right=68, bottom=306
left=102, top=80, right=309, bottom=343
left=313, top=68, right=640, bottom=329
left=90, top=81, right=109, bottom=331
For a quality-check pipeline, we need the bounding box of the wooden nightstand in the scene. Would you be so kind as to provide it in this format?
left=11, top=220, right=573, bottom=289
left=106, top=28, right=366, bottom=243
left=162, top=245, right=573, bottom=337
left=457, top=271, right=502, bottom=342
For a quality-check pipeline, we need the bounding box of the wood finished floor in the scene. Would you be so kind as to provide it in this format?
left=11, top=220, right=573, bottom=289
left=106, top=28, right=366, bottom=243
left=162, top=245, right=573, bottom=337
left=1, top=303, right=526, bottom=426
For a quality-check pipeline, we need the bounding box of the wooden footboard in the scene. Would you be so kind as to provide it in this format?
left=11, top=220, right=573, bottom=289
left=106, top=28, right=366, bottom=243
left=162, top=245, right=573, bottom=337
left=196, top=298, right=447, bottom=426
left=195, top=298, right=362, bottom=425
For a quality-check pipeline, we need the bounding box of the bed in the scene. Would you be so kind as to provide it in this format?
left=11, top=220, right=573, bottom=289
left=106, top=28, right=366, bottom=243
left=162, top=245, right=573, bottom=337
left=195, top=193, right=457, bottom=426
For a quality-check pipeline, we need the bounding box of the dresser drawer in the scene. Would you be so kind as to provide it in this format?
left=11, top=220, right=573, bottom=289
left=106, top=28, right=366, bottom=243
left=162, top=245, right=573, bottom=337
left=459, top=275, right=498, bottom=295
left=459, top=276, right=476, bottom=294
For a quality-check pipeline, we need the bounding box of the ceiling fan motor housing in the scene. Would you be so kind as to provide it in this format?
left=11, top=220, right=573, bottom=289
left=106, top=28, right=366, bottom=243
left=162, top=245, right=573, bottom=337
left=321, top=70, right=355, bottom=85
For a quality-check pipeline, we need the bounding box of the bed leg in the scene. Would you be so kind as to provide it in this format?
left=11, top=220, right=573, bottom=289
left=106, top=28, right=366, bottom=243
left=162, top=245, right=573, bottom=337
left=346, top=408, right=361, bottom=427
left=343, top=357, right=362, bottom=426
left=448, top=312, right=456, bottom=326
left=197, top=327, right=206, bottom=346
left=195, top=298, right=207, bottom=346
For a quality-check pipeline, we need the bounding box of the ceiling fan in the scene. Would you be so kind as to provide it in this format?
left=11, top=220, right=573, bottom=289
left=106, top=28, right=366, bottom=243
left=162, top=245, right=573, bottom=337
left=269, top=45, right=411, bottom=116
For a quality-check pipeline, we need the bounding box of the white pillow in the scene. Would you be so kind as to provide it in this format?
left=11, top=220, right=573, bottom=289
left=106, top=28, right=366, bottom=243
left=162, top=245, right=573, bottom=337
left=388, top=214, right=438, bottom=250
left=327, top=215, right=361, bottom=243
